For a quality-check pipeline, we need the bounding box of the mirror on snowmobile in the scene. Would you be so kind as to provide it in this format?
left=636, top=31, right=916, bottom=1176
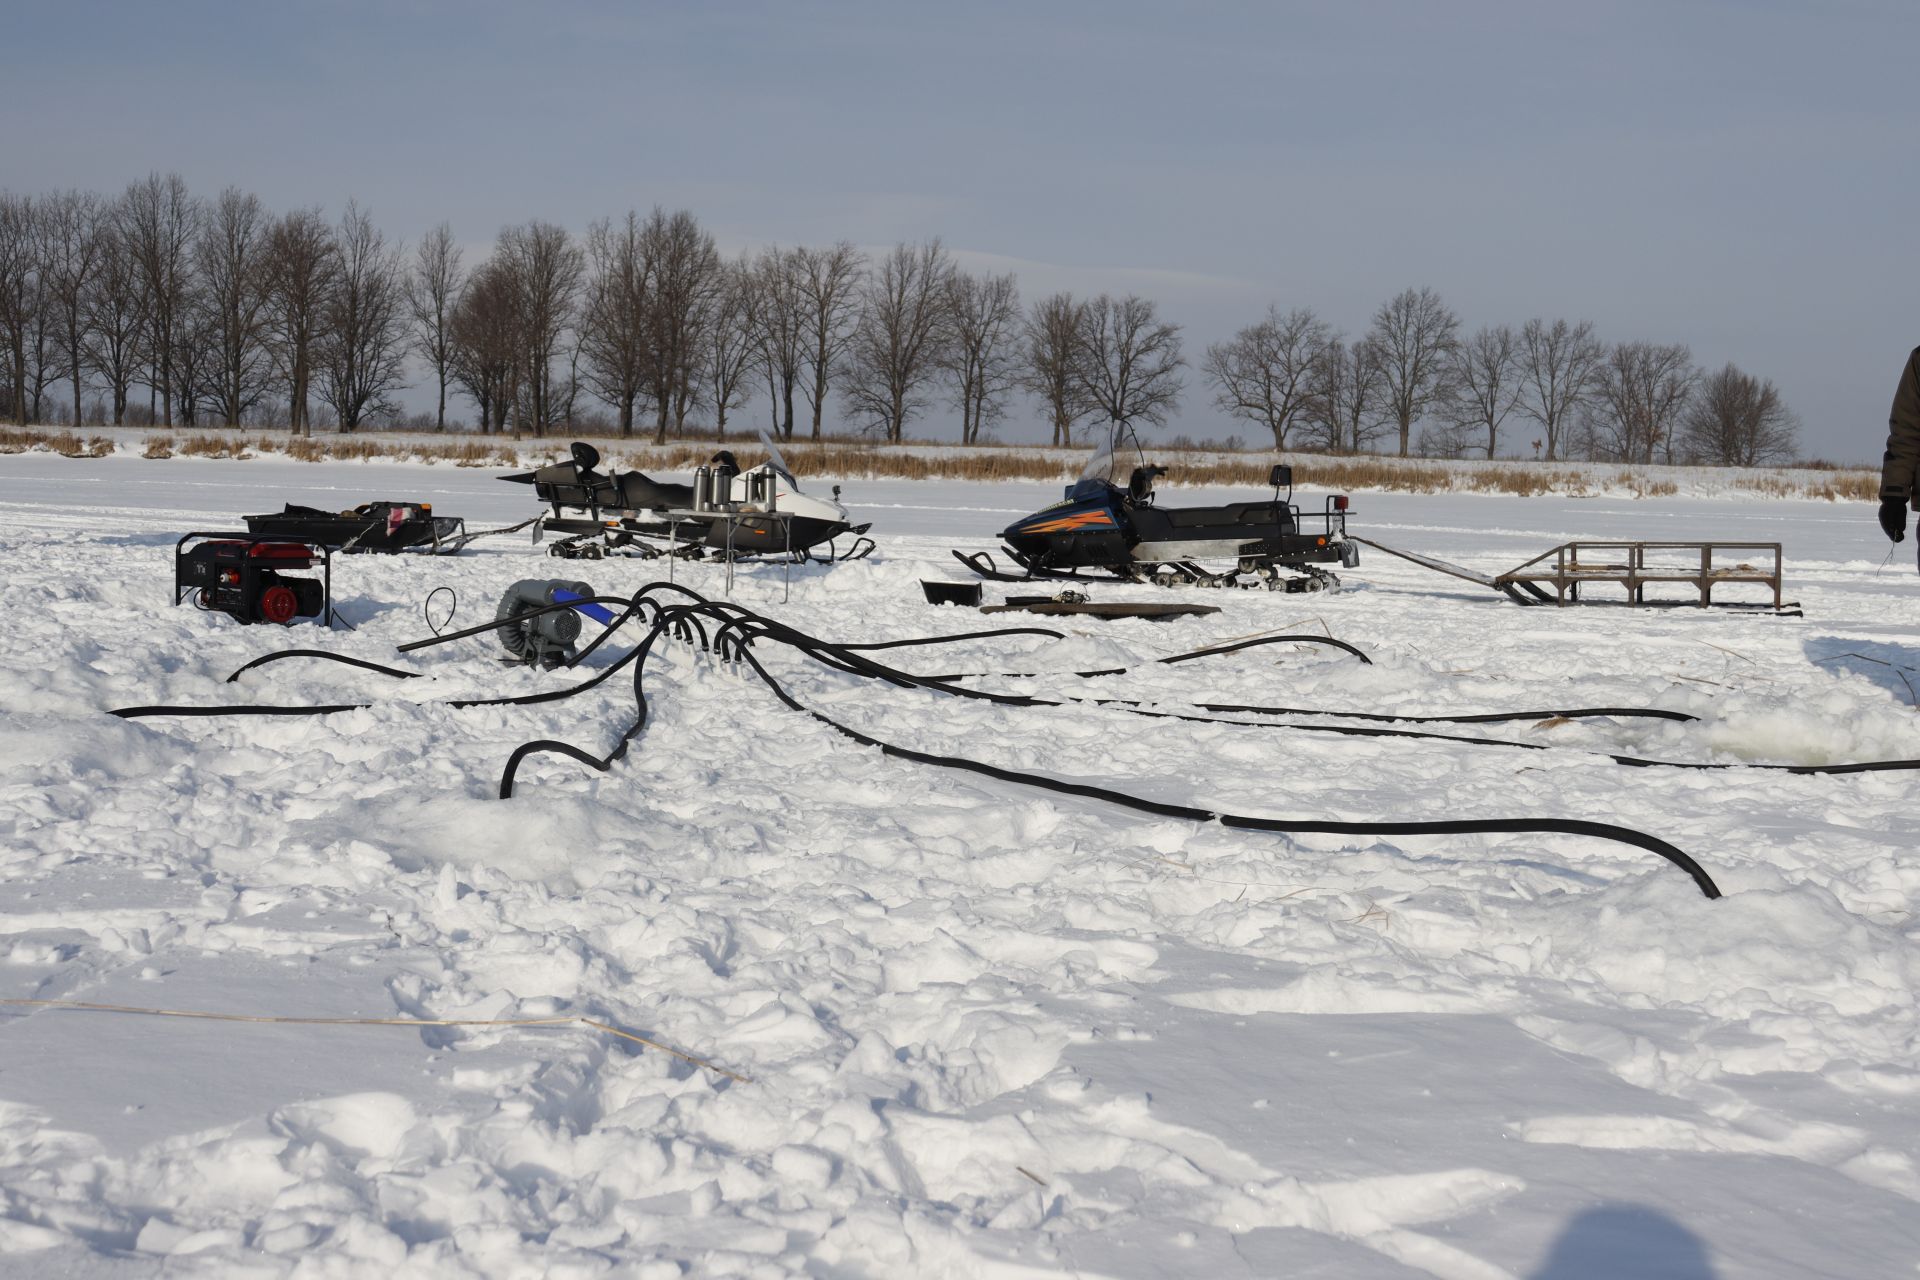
left=571, top=441, right=601, bottom=473
left=1269, top=464, right=1292, bottom=489
left=1128, top=464, right=1167, bottom=504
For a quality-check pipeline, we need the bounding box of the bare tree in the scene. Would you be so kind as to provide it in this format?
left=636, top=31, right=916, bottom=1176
left=37, top=190, right=105, bottom=428
left=1439, top=324, right=1522, bottom=459
left=12, top=203, right=69, bottom=424
left=316, top=202, right=408, bottom=431
left=450, top=255, right=522, bottom=435
left=121, top=173, right=201, bottom=425
left=637, top=208, right=720, bottom=443
left=1020, top=292, right=1093, bottom=447
left=1203, top=304, right=1329, bottom=451
left=1583, top=341, right=1695, bottom=463
left=1305, top=336, right=1390, bottom=454
left=496, top=220, right=581, bottom=437
left=408, top=223, right=464, bottom=431
left=579, top=212, right=650, bottom=437
left=1076, top=293, right=1184, bottom=431
left=843, top=239, right=953, bottom=443
left=940, top=268, right=1021, bottom=444
left=82, top=208, right=146, bottom=424
left=702, top=254, right=756, bottom=439
left=794, top=242, right=864, bottom=440
left=746, top=246, right=805, bottom=439
left=1367, top=286, right=1459, bottom=456
left=170, top=303, right=217, bottom=426
left=0, top=193, right=35, bottom=424
left=263, top=208, right=337, bottom=435
left=197, top=187, right=274, bottom=426
left=1516, top=318, right=1603, bottom=461
left=1680, top=363, right=1799, bottom=466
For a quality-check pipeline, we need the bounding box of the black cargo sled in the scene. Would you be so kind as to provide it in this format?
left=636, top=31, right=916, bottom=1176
left=244, top=501, right=467, bottom=554
left=955, top=421, right=1357, bottom=591
left=500, top=434, right=871, bottom=562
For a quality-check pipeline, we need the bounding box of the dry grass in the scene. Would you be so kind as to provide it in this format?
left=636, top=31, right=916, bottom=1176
left=1738, top=471, right=1876, bottom=502
left=0, top=427, right=115, bottom=457
left=1617, top=471, right=1680, bottom=498
left=10, top=425, right=1881, bottom=502
left=176, top=433, right=252, bottom=459
left=278, top=434, right=516, bottom=466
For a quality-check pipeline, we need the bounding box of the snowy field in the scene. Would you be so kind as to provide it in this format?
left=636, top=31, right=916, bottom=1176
left=2, top=452, right=1919, bottom=1278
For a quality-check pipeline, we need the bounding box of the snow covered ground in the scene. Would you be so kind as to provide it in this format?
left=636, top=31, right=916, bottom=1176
left=2, top=452, right=1918, bottom=1278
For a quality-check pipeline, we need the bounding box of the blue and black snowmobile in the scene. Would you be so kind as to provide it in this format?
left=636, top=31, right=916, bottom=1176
left=955, top=422, right=1357, bottom=591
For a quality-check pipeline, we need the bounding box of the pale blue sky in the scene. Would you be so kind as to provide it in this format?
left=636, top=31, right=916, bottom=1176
left=7, top=0, right=1915, bottom=459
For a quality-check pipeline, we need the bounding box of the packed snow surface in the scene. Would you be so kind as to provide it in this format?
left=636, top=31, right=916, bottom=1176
left=2, top=452, right=1918, bottom=1278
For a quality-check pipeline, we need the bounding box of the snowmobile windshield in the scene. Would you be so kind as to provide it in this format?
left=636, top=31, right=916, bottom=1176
left=1074, top=422, right=1150, bottom=489
left=756, top=430, right=800, bottom=487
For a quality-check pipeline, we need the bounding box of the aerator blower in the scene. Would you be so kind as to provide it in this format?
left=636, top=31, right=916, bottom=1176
left=174, top=533, right=331, bottom=626
left=495, top=579, right=615, bottom=668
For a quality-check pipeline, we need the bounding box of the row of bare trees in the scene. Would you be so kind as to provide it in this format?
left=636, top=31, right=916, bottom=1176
left=0, top=176, right=1798, bottom=462
left=0, top=177, right=409, bottom=433
left=0, top=175, right=1208, bottom=445
left=1203, top=288, right=1799, bottom=466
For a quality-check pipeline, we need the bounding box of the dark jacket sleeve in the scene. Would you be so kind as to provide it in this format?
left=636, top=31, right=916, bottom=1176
left=1885, top=347, right=1920, bottom=502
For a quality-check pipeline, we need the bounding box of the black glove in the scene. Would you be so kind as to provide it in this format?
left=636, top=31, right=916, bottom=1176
left=1881, top=497, right=1911, bottom=543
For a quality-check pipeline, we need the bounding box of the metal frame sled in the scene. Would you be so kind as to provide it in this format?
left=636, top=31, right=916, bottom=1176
left=1354, top=536, right=1801, bottom=615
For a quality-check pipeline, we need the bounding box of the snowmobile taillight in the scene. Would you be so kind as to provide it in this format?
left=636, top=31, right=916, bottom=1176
left=1333, top=495, right=1349, bottom=511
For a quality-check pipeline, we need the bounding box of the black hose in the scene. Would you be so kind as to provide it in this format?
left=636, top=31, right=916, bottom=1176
left=925, top=632, right=1371, bottom=680
left=424, top=586, right=457, bottom=635
left=725, top=632, right=1725, bottom=901
left=224, top=650, right=423, bottom=684
left=484, top=594, right=1724, bottom=899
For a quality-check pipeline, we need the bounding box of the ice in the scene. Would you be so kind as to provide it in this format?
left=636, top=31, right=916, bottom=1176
left=0, top=449, right=1917, bottom=1275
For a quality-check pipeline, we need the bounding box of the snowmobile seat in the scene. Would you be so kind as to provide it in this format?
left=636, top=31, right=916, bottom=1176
left=1160, top=502, right=1295, bottom=531
left=612, top=471, right=695, bottom=511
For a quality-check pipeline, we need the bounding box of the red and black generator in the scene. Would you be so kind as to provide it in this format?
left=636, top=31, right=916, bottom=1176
left=174, top=532, right=333, bottom=626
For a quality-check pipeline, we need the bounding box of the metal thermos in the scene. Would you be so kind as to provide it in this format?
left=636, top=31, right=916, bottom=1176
left=693, top=465, right=713, bottom=511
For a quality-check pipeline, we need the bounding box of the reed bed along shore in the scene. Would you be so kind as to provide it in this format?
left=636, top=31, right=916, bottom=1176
left=0, top=424, right=1879, bottom=502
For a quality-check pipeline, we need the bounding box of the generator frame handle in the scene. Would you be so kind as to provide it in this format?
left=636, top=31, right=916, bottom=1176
left=174, top=531, right=335, bottom=627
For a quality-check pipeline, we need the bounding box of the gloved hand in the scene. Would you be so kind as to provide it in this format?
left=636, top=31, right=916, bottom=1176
left=1881, top=497, right=1911, bottom=543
